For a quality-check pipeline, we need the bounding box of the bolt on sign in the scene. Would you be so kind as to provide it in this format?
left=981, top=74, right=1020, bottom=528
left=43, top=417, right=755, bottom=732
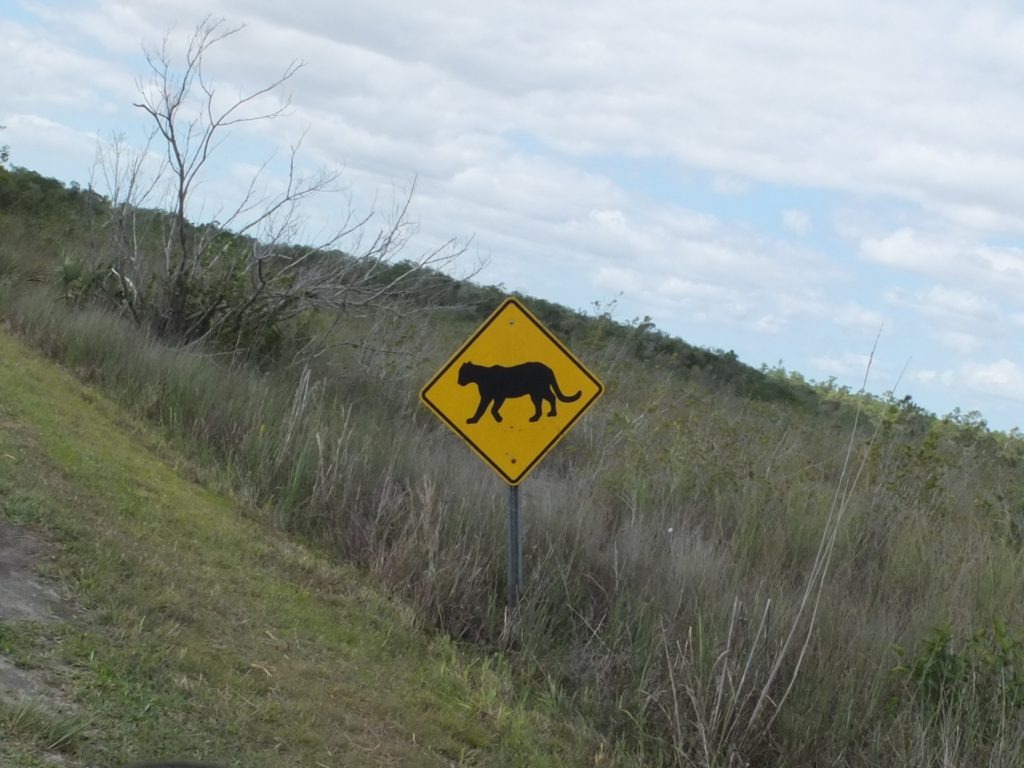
left=420, top=298, right=604, bottom=485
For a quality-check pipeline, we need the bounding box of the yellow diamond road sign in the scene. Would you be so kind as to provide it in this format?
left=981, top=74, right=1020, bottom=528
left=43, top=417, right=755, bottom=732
left=420, top=298, right=603, bottom=485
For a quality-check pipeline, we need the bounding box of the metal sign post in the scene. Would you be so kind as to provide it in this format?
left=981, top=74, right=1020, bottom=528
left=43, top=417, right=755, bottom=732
left=507, top=483, right=523, bottom=606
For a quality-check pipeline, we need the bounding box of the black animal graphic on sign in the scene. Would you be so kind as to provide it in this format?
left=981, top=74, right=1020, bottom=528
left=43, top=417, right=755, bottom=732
left=458, top=361, right=582, bottom=424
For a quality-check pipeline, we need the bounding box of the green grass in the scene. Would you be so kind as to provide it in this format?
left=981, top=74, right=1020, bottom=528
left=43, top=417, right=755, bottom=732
left=0, top=329, right=623, bottom=768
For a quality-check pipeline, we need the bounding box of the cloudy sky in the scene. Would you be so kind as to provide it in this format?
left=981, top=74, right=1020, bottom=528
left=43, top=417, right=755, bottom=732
left=4, top=0, right=1024, bottom=430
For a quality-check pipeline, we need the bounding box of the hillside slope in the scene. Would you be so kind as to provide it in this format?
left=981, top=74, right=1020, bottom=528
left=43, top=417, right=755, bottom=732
left=0, top=329, right=614, bottom=768
left=8, top=164, right=1024, bottom=765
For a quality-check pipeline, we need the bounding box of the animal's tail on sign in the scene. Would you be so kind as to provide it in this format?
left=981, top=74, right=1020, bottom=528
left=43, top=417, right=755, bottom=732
left=458, top=361, right=581, bottom=424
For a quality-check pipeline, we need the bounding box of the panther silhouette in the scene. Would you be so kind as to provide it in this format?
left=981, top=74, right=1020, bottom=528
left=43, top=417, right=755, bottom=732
left=457, top=361, right=581, bottom=424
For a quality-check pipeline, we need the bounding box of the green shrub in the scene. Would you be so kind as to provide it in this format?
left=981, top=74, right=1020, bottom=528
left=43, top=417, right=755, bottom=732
left=893, top=621, right=1024, bottom=715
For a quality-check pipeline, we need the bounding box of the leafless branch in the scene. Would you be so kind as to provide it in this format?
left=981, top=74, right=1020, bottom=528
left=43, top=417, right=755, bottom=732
left=86, top=16, right=472, bottom=362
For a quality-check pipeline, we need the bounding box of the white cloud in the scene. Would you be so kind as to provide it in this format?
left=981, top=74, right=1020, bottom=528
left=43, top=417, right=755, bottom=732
left=937, top=331, right=983, bottom=355
left=911, top=359, right=1024, bottom=405
left=962, top=359, right=1024, bottom=401
left=593, top=265, right=644, bottom=295
left=712, top=174, right=749, bottom=195
left=925, top=286, right=990, bottom=317
left=25, top=1, right=161, bottom=54
left=833, top=303, right=885, bottom=332
left=782, top=209, right=812, bottom=235
left=810, top=353, right=875, bottom=378
left=2, top=114, right=99, bottom=178
left=882, top=283, right=1005, bottom=359
left=0, top=17, right=133, bottom=114
left=48, top=0, right=1024, bottom=237
left=753, top=314, right=783, bottom=334
left=862, top=228, right=954, bottom=272
left=864, top=229, right=1024, bottom=298
left=885, top=285, right=994, bottom=321
left=884, top=286, right=995, bottom=327
left=588, top=208, right=626, bottom=228
left=933, top=202, right=1024, bottom=235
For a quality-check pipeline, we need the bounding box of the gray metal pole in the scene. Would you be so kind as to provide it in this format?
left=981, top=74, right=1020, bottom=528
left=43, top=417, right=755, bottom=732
left=507, top=483, right=523, bottom=607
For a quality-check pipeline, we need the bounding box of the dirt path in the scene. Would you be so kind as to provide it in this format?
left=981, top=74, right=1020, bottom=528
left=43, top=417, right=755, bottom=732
left=0, top=519, right=73, bottom=708
left=0, top=520, right=70, bottom=623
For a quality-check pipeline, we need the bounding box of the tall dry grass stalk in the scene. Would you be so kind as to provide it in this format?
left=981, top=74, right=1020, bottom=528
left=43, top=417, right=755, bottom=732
left=647, top=335, right=888, bottom=765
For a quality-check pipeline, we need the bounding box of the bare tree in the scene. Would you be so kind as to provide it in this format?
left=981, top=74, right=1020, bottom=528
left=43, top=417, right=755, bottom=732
left=94, top=16, right=466, bottom=360
left=89, top=132, right=165, bottom=323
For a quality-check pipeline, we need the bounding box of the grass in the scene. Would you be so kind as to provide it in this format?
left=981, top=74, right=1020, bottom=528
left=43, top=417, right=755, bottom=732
left=6, top=285, right=1024, bottom=765
left=0, top=328, right=622, bottom=767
